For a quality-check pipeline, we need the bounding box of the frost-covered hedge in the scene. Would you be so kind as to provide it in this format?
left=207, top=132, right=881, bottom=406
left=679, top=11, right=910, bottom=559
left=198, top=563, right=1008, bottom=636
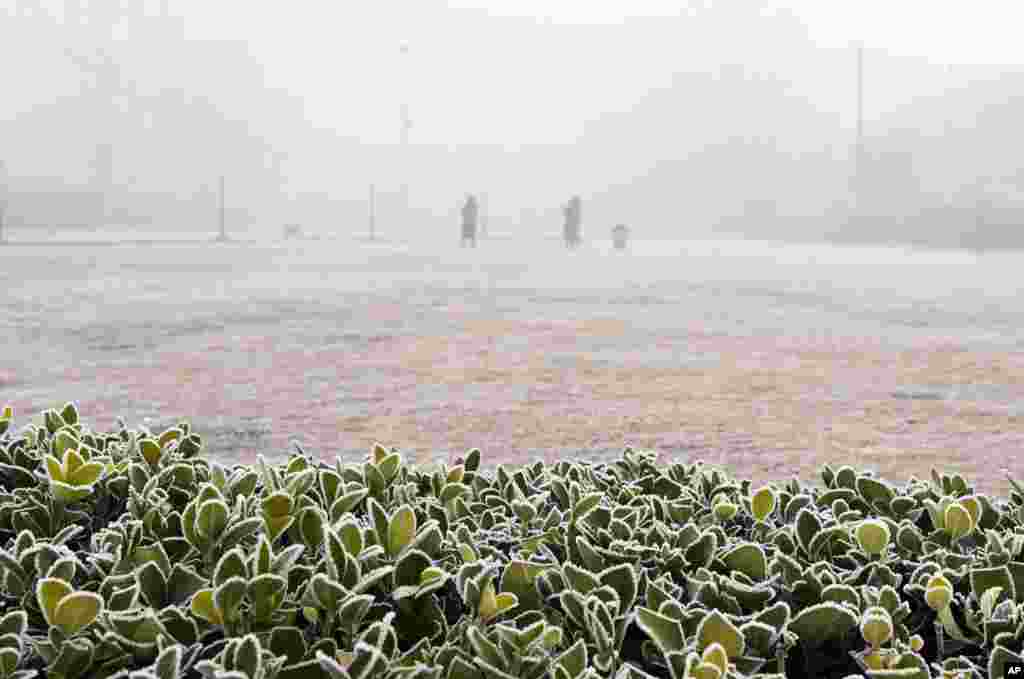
left=0, top=402, right=1022, bottom=679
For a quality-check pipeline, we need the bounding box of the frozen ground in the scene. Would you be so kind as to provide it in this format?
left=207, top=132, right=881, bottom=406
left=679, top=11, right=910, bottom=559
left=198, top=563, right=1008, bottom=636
left=1, top=228, right=1022, bottom=495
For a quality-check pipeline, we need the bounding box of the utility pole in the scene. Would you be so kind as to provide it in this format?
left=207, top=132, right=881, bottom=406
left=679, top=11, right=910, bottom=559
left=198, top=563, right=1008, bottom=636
left=368, top=183, right=376, bottom=241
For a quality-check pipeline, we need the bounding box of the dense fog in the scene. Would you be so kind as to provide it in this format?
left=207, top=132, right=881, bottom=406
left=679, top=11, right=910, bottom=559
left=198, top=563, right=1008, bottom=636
left=2, top=0, right=1023, bottom=249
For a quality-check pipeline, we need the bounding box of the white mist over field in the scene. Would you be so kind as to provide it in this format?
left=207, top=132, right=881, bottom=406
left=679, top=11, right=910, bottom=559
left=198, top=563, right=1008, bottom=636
left=1, top=0, right=1023, bottom=494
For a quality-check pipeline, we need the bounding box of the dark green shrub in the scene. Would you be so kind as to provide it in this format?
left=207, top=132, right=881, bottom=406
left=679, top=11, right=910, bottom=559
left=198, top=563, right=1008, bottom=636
left=1, top=402, right=1023, bottom=678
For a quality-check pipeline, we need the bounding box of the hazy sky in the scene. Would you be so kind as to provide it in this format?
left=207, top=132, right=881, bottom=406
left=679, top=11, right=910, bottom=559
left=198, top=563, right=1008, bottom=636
left=3, top=0, right=1023, bottom=230
left=181, top=0, right=1024, bottom=66
left=452, top=0, right=1024, bottom=64
left=160, top=0, right=1024, bottom=147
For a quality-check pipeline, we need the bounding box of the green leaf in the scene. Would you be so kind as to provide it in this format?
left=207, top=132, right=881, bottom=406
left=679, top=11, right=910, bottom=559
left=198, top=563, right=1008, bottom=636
left=367, top=497, right=390, bottom=547
left=739, top=620, right=780, bottom=658
left=0, top=648, right=18, bottom=677
left=153, top=643, right=183, bottom=679
left=271, top=544, right=306, bottom=577
left=554, top=639, right=587, bottom=679
left=45, top=455, right=64, bottom=483
left=859, top=607, right=893, bottom=648
left=153, top=566, right=199, bottom=608
left=47, top=556, right=77, bottom=583
left=53, top=430, right=79, bottom=460
left=466, top=626, right=505, bottom=671
left=330, top=489, right=369, bottom=520
left=336, top=517, right=364, bottom=557
left=494, top=593, right=518, bottom=618
left=477, top=578, right=499, bottom=621
left=196, top=499, right=230, bottom=540
left=139, top=438, right=163, bottom=466
left=635, top=607, right=686, bottom=654
left=269, top=626, right=308, bottom=665
left=353, top=565, right=395, bottom=594
left=420, top=566, right=445, bottom=586
left=788, top=602, right=858, bottom=647
left=856, top=476, right=895, bottom=509
left=297, top=507, right=326, bottom=548
left=937, top=604, right=973, bottom=642
left=214, top=549, right=248, bottom=588
left=134, top=541, right=172, bottom=578
left=249, top=573, right=287, bottom=620
left=855, top=519, right=891, bottom=556
left=135, top=561, right=168, bottom=607
left=254, top=535, right=273, bottom=575
left=394, top=549, right=432, bottom=588
left=980, top=586, right=1004, bottom=620
left=310, top=573, right=346, bottom=611
left=364, top=463, right=387, bottom=497
left=60, top=402, right=79, bottom=426
left=181, top=501, right=200, bottom=548
left=750, top=486, right=776, bottom=522
left=794, top=508, right=821, bottom=555
left=190, top=588, right=223, bottom=625
left=440, top=482, right=470, bottom=505
left=0, top=610, right=27, bottom=637
left=387, top=505, right=417, bottom=558
left=377, top=453, right=402, bottom=482
left=217, top=517, right=264, bottom=552
left=945, top=502, right=974, bottom=540
left=821, top=584, right=861, bottom=609
left=338, top=594, right=374, bottom=628
left=598, top=563, right=638, bottom=616
left=214, top=577, right=248, bottom=622
left=970, top=566, right=1015, bottom=604
left=721, top=543, right=767, bottom=582
left=62, top=447, right=86, bottom=477
left=573, top=493, right=603, bottom=522
left=52, top=591, right=103, bottom=634
left=50, top=480, right=94, bottom=504
left=36, top=577, right=73, bottom=626
left=684, top=532, right=717, bottom=569
left=696, top=609, right=745, bottom=659
left=500, top=560, right=549, bottom=612
left=234, top=634, right=263, bottom=679
left=263, top=491, right=294, bottom=518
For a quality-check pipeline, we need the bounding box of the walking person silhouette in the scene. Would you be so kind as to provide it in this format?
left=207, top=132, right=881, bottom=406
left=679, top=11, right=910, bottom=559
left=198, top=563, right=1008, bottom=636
left=562, top=195, right=582, bottom=249
left=460, top=194, right=479, bottom=247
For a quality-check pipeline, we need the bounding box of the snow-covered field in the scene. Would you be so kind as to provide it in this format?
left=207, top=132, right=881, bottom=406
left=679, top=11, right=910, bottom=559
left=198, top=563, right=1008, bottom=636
left=1, top=230, right=1021, bottom=494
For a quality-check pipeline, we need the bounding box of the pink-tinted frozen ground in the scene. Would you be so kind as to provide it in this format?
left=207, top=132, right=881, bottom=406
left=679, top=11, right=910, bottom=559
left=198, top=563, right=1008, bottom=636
left=2, top=233, right=1023, bottom=496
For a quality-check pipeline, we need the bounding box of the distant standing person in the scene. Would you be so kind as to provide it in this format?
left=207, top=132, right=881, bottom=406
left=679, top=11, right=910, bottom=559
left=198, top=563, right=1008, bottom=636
left=612, top=223, right=629, bottom=250
left=563, top=195, right=582, bottom=249
left=461, top=194, right=479, bottom=247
